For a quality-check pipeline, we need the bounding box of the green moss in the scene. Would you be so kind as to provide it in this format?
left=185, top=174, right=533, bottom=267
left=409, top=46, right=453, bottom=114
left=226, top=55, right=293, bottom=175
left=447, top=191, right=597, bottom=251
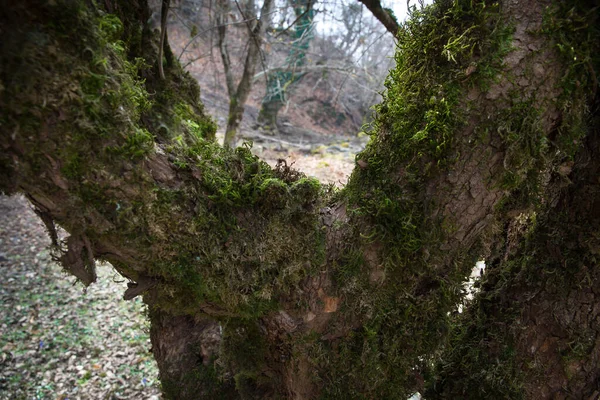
left=176, top=102, right=217, bottom=140
left=1, top=3, right=339, bottom=399
left=259, top=178, right=289, bottom=208
left=316, top=0, right=599, bottom=392
left=121, top=127, right=154, bottom=159
left=542, top=1, right=599, bottom=156
left=426, top=3, right=600, bottom=395
left=493, top=98, right=548, bottom=195
left=425, top=290, right=525, bottom=398
left=290, top=177, right=321, bottom=206
left=62, top=153, right=83, bottom=179
left=311, top=0, right=518, bottom=396
left=98, top=14, right=124, bottom=43
left=161, top=357, right=237, bottom=400
left=2, top=0, right=312, bottom=316
left=213, top=318, right=287, bottom=398
left=126, top=140, right=328, bottom=318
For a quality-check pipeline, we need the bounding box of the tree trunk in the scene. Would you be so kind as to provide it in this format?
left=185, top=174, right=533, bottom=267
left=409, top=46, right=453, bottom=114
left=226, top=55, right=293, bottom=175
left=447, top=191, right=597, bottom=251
left=357, top=0, right=400, bottom=37
left=257, top=97, right=285, bottom=131
left=427, top=113, right=600, bottom=399
left=220, top=0, right=274, bottom=148
left=257, top=0, right=315, bottom=133
left=1, top=0, right=598, bottom=398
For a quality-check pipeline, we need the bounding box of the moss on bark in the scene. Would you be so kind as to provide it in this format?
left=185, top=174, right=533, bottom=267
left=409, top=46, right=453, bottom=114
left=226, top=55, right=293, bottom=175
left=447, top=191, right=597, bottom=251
left=1, top=0, right=599, bottom=398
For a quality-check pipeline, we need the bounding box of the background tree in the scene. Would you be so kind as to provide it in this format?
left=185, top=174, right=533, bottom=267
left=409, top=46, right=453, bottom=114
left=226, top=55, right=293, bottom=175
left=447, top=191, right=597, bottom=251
left=1, top=0, right=598, bottom=399
left=255, top=0, right=400, bottom=134
left=256, top=0, right=316, bottom=131
left=217, top=0, right=275, bottom=146
left=171, top=0, right=398, bottom=138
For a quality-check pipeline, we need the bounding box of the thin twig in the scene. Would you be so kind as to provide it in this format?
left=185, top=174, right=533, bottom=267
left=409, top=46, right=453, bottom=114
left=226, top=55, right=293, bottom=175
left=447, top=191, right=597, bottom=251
left=333, top=30, right=387, bottom=107
left=177, top=10, right=279, bottom=62
left=274, top=0, right=314, bottom=38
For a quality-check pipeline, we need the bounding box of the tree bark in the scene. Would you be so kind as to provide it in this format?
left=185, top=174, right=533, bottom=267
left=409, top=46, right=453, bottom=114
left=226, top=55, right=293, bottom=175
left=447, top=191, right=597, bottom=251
left=1, top=0, right=598, bottom=398
left=357, top=0, right=400, bottom=37
left=427, top=114, right=600, bottom=399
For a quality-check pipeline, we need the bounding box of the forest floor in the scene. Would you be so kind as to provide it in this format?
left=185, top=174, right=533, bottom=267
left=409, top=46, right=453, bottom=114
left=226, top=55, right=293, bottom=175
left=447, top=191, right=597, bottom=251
left=0, top=133, right=361, bottom=399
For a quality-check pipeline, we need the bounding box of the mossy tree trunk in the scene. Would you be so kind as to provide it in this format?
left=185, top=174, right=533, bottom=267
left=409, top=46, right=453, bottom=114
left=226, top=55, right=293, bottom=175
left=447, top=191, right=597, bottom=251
left=426, top=117, right=600, bottom=399
left=1, top=0, right=598, bottom=399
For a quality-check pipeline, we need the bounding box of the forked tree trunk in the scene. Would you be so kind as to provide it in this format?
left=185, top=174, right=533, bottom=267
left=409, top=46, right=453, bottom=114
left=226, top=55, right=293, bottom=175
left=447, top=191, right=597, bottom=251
left=1, top=0, right=598, bottom=398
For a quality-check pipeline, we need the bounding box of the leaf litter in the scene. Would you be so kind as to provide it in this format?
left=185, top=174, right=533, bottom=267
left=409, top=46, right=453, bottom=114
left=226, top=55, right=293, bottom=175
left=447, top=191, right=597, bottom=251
left=0, top=195, right=159, bottom=399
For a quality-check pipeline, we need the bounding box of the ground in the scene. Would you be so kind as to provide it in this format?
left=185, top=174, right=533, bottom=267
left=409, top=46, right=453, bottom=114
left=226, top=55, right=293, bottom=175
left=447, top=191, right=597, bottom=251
left=0, top=195, right=159, bottom=399
left=0, top=137, right=359, bottom=399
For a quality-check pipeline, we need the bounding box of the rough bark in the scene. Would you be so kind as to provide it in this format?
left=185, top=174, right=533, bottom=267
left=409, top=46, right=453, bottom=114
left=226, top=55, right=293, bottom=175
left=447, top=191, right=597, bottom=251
left=423, top=2, right=600, bottom=397
left=427, top=114, right=600, bottom=399
left=1, top=0, right=598, bottom=398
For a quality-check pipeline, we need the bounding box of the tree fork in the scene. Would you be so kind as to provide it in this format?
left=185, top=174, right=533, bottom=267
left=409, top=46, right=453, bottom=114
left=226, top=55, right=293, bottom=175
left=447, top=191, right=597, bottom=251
left=1, top=0, right=598, bottom=398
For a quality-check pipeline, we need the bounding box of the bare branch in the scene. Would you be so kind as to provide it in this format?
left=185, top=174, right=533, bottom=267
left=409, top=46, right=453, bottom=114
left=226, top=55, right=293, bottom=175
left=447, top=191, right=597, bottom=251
left=158, top=0, right=171, bottom=79
left=356, top=0, right=400, bottom=38
left=253, top=64, right=357, bottom=82
left=274, top=0, right=315, bottom=38
left=177, top=10, right=278, bottom=62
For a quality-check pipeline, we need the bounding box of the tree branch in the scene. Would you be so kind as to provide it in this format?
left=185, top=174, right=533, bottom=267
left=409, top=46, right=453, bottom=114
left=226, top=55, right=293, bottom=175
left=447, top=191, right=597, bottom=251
left=158, top=0, right=171, bottom=79
left=357, top=0, right=400, bottom=38
left=253, top=64, right=356, bottom=81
